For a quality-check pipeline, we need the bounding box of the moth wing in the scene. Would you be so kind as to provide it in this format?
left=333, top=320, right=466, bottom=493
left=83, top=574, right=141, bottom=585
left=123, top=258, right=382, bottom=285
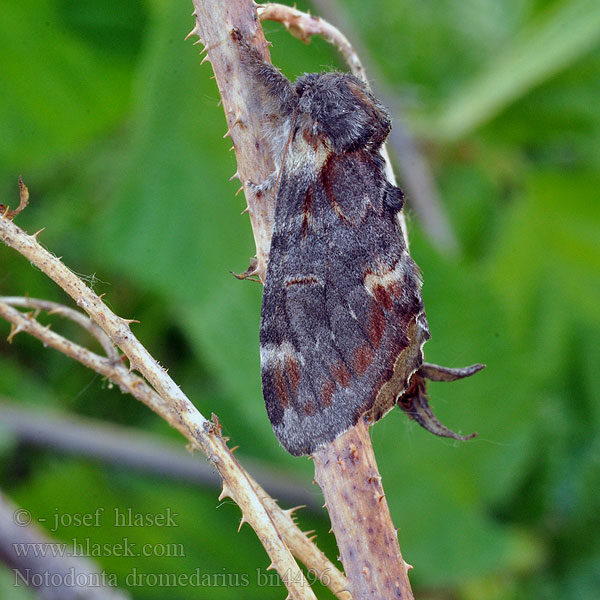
left=260, top=155, right=429, bottom=455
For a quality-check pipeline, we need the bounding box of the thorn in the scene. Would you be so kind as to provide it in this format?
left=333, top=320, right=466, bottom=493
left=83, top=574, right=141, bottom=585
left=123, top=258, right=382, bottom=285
left=209, top=74, right=216, bottom=80
left=98, top=293, right=106, bottom=300
left=199, top=53, right=210, bottom=66
left=217, top=99, right=223, bottom=107
left=231, top=115, right=244, bottom=128
left=237, top=517, right=247, bottom=532
left=266, top=563, right=275, bottom=571
left=31, top=228, right=45, bottom=240
left=308, top=534, right=318, bottom=542
left=303, top=530, right=315, bottom=536
left=240, top=206, right=249, bottom=215
left=223, top=129, right=231, bottom=139
left=218, top=486, right=232, bottom=502
left=235, top=186, right=244, bottom=197
left=283, top=505, right=306, bottom=518
left=404, top=561, right=414, bottom=571
left=7, top=324, right=23, bottom=343
left=184, top=27, right=198, bottom=41
left=229, top=445, right=239, bottom=454
left=228, top=171, right=240, bottom=182
left=228, top=145, right=235, bottom=152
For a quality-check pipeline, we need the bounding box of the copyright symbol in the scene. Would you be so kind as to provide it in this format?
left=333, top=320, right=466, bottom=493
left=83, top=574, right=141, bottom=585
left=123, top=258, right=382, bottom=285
left=13, top=509, right=31, bottom=527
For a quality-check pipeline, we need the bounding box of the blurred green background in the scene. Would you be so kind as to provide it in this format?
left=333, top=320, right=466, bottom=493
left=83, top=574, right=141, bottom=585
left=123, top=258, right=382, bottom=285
left=1, top=0, right=599, bottom=598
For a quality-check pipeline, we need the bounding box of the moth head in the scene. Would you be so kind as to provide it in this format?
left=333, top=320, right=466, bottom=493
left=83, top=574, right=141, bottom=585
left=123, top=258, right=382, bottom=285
left=294, top=72, right=391, bottom=153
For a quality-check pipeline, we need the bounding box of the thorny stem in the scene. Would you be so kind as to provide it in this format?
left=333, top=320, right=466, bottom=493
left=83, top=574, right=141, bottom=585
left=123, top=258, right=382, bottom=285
left=1, top=296, right=119, bottom=359
left=191, top=1, right=417, bottom=598
left=188, top=0, right=281, bottom=283
left=1, top=206, right=349, bottom=599
left=313, top=420, right=414, bottom=600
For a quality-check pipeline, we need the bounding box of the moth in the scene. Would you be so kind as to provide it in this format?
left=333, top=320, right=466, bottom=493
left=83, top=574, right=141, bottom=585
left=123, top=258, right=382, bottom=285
left=233, top=30, right=484, bottom=456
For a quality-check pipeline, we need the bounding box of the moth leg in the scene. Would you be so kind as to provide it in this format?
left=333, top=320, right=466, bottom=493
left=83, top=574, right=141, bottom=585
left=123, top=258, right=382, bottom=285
left=419, top=362, right=485, bottom=382
left=231, top=257, right=261, bottom=282
left=230, top=28, right=296, bottom=116
left=247, top=171, right=278, bottom=196
left=397, top=371, right=478, bottom=440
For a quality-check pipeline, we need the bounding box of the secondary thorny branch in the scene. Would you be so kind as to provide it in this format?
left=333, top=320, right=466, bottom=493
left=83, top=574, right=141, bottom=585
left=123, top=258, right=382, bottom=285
left=0, top=203, right=348, bottom=599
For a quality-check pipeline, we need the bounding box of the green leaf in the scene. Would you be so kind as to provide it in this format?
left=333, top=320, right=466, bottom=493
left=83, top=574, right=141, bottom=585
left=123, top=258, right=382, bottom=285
left=424, top=0, right=600, bottom=141
left=0, top=0, right=135, bottom=171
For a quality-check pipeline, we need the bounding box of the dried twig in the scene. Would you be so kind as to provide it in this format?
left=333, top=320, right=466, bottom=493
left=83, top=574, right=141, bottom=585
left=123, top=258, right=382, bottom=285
left=0, top=176, right=29, bottom=219
left=0, top=210, right=329, bottom=600
left=1, top=296, right=119, bottom=359
left=313, top=420, right=413, bottom=599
